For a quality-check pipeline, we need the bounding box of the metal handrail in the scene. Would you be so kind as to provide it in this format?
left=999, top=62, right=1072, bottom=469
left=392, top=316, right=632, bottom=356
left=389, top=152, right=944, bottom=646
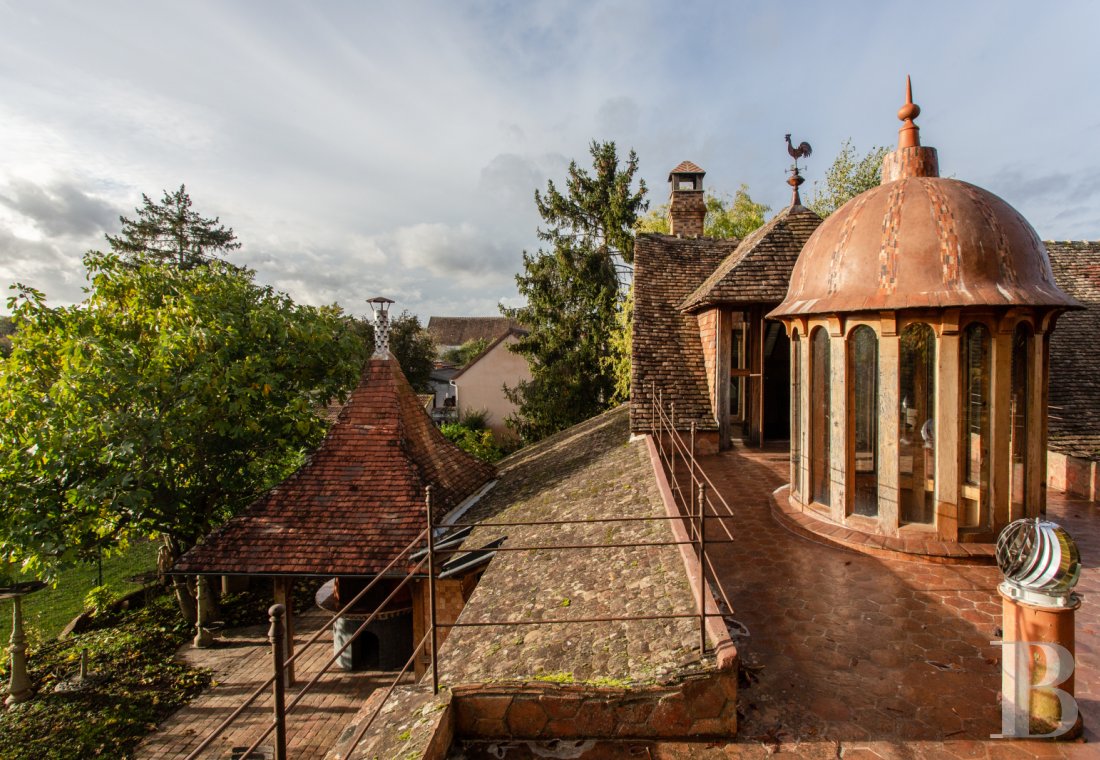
left=187, top=389, right=732, bottom=759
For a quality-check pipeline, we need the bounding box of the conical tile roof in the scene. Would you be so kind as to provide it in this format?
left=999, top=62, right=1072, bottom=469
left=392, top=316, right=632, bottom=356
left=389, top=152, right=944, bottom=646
left=174, top=357, right=496, bottom=576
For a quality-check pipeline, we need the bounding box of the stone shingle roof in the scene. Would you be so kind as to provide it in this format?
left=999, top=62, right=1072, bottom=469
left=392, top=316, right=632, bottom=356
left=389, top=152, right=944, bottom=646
left=679, top=205, right=823, bottom=312
left=669, top=160, right=705, bottom=177
left=174, top=357, right=495, bottom=576
left=630, top=233, right=739, bottom=433
left=1047, top=241, right=1100, bottom=460
left=426, top=316, right=518, bottom=347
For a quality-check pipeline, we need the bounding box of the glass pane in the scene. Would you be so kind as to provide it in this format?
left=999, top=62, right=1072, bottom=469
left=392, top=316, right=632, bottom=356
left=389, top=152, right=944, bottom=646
left=1010, top=325, right=1030, bottom=512
left=851, top=327, right=878, bottom=517
left=811, top=328, right=831, bottom=506
left=791, top=332, right=802, bottom=497
left=899, top=324, right=935, bottom=524
left=961, top=323, right=991, bottom=530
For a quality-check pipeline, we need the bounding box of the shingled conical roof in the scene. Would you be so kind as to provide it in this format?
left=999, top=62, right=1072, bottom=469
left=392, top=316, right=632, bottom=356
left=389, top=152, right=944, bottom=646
left=175, top=357, right=496, bottom=577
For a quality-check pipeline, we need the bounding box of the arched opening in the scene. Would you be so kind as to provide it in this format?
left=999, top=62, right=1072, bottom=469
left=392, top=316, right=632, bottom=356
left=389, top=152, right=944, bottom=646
left=899, top=323, right=936, bottom=524
left=810, top=327, right=831, bottom=507
left=961, top=322, right=992, bottom=531
left=1010, top=323, right=1032, bottom=514
left=791, top=330, right=802, bottom=498
left=850, top=326, right=878, bottom=517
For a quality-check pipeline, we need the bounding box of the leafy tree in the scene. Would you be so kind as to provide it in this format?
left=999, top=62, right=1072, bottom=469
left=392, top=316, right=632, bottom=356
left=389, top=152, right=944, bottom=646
left=0, top=253, right=363, bottom=619
left=605, top=284, right=633, bottom=404
left=503, top=141, right=647, bottom=441
left=442, top=337, right=490, bottom=368
left=106, top=184, right=240, bottom=268
left=807, top=140, right=889, bottom=217
left=0, top=315, right=13, bottom=358
left=352, top=311, right=437, bottom=392
left=636, top=186, right=770, bottom=239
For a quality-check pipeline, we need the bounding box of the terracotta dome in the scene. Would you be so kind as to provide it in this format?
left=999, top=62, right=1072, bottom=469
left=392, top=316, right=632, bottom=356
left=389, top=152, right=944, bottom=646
left=771, top=84, right=1077, bottom=318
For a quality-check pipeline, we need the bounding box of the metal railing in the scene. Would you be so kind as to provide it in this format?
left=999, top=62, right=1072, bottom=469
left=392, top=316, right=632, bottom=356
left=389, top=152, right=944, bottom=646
left=184, top=391, right=739, bottom=759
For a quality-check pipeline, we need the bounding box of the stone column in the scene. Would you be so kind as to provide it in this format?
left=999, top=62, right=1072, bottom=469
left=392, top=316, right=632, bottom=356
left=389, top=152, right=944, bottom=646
left=878, top=315, right=901, bottom=535
left=990, top=325, right=1014, bottom=534
left=935, top=317, right=960, bottom=542
left=5, top=596, right=32, bottom=706
left=828, top=318, right=847, bottom=523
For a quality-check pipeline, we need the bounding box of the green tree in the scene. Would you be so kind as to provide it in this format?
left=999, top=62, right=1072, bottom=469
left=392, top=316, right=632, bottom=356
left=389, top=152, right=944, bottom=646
left=352, top=311, right=437, bottom=392
left=807, top=140, right=889, bottom=217
left=636, top=186, right=770, bottom=239
left=0, top=315, right=13, bottom=358
left=503, top=141, right=647, bottom=441
left=442, top=337, right=490, bottom=367
left=605, top=284, right=633, bottom=404
left=0, top=253, right=363, bottom=619
left=106, top=184, right=241, bottom=268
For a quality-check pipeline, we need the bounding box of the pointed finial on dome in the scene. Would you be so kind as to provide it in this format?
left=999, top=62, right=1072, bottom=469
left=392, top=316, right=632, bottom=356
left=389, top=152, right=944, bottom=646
left=897, top=75, right=921, bottom=149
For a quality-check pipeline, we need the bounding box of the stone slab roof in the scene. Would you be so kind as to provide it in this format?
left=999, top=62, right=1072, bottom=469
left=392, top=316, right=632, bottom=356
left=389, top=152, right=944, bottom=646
left=679, top=205, right=822, bottom=312
left=426, top=316, right=518, bottom=347
left=174, top=357, right=495, bottom=576
left=630, top=233, right=738, bottom=433
left=440, top=406, right=705, bottom=685
left=1047, top=241, right=1100, bottom=460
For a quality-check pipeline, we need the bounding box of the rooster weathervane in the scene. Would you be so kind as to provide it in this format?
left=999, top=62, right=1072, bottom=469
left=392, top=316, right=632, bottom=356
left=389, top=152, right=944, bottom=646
left=784, top=134, right=813, bottom=206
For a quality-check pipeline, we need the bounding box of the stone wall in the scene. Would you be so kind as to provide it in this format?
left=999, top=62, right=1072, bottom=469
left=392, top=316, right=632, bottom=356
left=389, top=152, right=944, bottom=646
left=451, top=673, right=737, bottom=740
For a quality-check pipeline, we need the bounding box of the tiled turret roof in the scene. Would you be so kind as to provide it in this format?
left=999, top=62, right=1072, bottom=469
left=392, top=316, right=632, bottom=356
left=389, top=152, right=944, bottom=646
left=175, top=357, right=495, bottom=576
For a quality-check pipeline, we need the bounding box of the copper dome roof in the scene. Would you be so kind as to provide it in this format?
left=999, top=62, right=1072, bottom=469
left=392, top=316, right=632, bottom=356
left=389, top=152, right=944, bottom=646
left=771, top=81, right=1079, bottom=318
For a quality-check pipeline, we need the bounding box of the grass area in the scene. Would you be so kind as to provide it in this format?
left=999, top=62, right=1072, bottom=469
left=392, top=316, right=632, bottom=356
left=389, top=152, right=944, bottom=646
left=0, top=590, right=211, bottom=760
left=0, top=540, right=162, bottom=645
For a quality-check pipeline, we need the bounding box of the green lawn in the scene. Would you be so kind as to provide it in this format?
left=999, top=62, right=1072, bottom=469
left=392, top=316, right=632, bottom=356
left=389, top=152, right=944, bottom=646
left=0, top=540, right=162, bottom=646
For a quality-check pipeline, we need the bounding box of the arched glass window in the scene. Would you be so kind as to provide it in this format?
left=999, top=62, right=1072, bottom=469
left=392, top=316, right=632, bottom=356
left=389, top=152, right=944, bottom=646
left=791, top=330, right=802, bottom=498
left=961, top=322, right=992, bottom=531
left=899, top=323, right=935, bottom=524
left=1010, top=323, right=1031, bottom=513
left=810, top=328, right=831, bottom=507
left=850, top=326, right=878, bottom=517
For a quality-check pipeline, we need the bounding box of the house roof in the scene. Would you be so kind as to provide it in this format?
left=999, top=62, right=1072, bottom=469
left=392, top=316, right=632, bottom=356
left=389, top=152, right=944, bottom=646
left=669, top=160, right=705, bottom=178
left=173, top=357, right=496, bottom=576
left=630, top=233, right=739, bottom=434
left=679, top=205, right=823, bottom=313
left=449, top=327, right=528, bottom=380
left=1047, top=241, right=1100, bottom=460
left=426, top=316, right=519, bottom=347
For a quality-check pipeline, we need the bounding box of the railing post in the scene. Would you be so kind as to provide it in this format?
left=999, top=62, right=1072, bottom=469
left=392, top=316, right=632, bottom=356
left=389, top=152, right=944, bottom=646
left=657, top=389, right=664, bottom=463
left=690, top=422, right=697, bottom=540
left=268, top=604, right=288, bottom=760
left=426, top=486, right=439, bottom=695
left=697, top=483, right=707, bottom=656
left=669, top=402, right=677, bottom=496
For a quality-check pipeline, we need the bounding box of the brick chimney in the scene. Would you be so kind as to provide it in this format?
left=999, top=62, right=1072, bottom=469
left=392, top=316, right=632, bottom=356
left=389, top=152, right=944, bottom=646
left=667, top=161, right=706, bottom=237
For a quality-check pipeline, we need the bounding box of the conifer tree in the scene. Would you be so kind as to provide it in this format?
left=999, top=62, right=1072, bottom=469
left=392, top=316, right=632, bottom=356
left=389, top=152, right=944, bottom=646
left=503, top=141, right=647, bottom=441
left=106, top=184, right=240, bottom=267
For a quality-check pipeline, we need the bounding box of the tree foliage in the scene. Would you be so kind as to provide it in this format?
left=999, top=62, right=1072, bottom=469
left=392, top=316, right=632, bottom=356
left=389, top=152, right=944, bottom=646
left=503, top=141, right=646, bottom=442
left=106, top=184, right=241, bottom=268
left=442, top=337, right=490, bottom=368
left=635, top=186, right=770, bottom=239
left=807, top=140, right=889, bottom=217
left=0, top=253, right=364, bottom=584
left=353, top=310, right=437, bottom=392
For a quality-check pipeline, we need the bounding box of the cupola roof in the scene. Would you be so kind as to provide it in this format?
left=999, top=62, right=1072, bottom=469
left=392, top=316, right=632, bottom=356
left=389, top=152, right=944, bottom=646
left=770, top=79, right=1079, bottom=318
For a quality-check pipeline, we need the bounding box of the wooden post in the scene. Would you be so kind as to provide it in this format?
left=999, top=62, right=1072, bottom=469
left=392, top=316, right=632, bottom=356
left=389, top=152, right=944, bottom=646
left=273, top=578, right=296, bottom=686
left=193, top=576, right=214, bottom=648
left=268, top=605, right=288, bottom=760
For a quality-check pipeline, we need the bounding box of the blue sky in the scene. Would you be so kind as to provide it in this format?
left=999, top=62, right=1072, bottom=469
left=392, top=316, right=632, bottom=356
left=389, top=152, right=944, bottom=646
left=1, top=1, right=1097, bottom=319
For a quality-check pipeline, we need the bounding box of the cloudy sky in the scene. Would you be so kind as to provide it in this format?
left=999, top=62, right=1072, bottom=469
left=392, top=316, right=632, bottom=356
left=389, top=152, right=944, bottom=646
left=1, top=1, right=1097, bottom=319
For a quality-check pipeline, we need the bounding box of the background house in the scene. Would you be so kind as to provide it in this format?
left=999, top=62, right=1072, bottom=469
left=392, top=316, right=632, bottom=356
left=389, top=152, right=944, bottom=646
left=449, top=328, right=531, bottom=438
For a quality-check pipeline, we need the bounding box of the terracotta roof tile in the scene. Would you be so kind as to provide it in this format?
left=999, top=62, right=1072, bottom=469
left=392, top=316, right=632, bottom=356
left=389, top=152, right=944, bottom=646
left=679, top=205, right=822, bottom=312
left=426, top=316, right=518, bottom=347
left=630, top=233, right=737, bottom=433
left=1047, top=241, right=1100, bottom=460
left=174, top=358, right=496, bottom=576
left=669, top=160, right=705, bottom=175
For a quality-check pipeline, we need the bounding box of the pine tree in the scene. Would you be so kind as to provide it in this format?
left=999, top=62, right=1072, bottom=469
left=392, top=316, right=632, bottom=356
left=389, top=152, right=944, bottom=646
left=503, top=141, right=647, bottom=441
left=106, top=184, right=240, bottom=267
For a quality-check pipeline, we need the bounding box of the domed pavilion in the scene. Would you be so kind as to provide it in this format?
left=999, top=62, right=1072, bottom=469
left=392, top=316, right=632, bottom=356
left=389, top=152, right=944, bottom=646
left=769, top=79, right=1080, bottom=554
